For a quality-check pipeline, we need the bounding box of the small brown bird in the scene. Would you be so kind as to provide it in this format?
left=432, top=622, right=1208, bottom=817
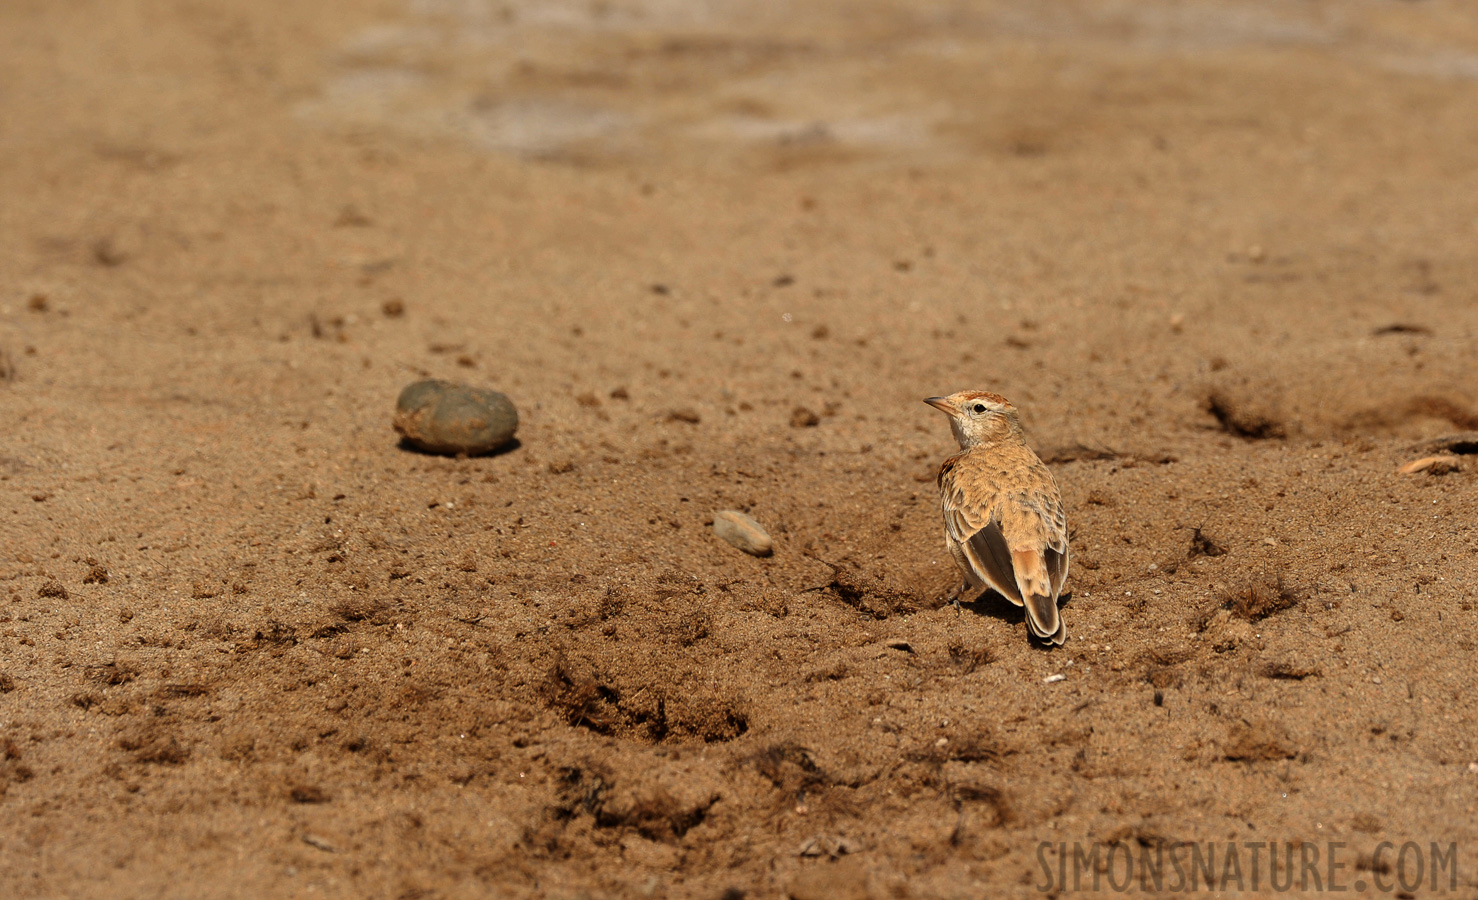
left=925, top=390, right=1070, bottom=645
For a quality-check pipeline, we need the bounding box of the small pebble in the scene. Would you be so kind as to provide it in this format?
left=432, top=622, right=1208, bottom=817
left=1043, top=673, right=1066, bottom=684
left=712, top=510, right=773, bottom=557
left=1398, top=454, right=1461, bottom=475
left=393, top=379, right=518, bottom=456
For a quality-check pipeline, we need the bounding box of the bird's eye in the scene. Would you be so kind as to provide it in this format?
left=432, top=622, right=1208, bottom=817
left=972, top=403, right=987, bottom=414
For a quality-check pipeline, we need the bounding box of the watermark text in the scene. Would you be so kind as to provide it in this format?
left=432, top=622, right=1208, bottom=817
left=1036, top=840, right=1457, bottom=893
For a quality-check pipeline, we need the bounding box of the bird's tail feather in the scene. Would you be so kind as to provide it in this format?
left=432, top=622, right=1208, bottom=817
left=1024, top=593, right=1065, bottom=645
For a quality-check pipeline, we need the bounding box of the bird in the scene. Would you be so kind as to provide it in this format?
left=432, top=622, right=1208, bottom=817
left=924, top=390, right=1070, bottom=645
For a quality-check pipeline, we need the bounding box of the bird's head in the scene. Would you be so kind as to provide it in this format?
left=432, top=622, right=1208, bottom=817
left=924, top=390, right=1021, bottom=449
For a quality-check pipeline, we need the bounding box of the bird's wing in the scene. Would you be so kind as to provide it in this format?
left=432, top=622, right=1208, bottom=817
left=939, top=456, right=1023, bottom=606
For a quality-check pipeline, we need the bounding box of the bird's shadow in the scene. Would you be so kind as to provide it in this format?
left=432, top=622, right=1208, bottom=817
left=956, top=588, right=1073, bottom=651
left=394, top=437, right=523, bottom=458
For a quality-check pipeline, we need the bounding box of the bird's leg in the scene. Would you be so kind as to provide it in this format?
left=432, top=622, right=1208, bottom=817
left=946, top=580, right=968, bottom=615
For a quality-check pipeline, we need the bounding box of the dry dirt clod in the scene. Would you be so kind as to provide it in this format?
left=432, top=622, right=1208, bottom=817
left=797, top=834, right=860, bottom=858
left=1223, top=721, right=1296, bottom=762
left=1188, top=527, right=1228, bottom=559
left=790, top=406, right=820, bottom=428
left=1204, top=385, right=1287, bottom=439
left=1220, top=574, right=1298, bottom=621
left=1406, top=432, right=1478, bottom=456
left=712, top=510, right=773, bottom=557
left=1260, top=659, right=1322, bottom=680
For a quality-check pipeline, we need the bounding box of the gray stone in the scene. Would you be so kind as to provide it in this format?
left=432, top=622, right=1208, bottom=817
left=393, top=379, right=518, bottom=455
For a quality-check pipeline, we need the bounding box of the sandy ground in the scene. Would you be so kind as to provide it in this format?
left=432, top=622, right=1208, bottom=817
left=3, top=0, right=1478, bottom=897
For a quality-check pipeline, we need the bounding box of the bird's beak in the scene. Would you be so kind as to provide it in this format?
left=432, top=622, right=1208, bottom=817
left=923, top=396, right=955, bottom=415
